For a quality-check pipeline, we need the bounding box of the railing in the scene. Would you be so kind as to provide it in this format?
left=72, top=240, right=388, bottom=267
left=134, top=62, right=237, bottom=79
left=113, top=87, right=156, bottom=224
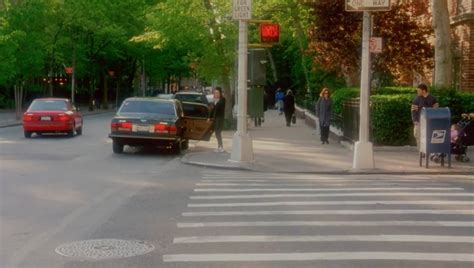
left=342, top=99, right=360, bottom=142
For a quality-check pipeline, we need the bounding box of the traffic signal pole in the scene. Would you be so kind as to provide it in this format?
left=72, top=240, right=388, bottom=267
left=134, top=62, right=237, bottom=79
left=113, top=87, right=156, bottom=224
left=231, top=19, right=254, bottom=163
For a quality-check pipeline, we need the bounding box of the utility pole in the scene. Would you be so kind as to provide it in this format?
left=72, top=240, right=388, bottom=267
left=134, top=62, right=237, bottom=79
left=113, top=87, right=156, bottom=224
left=231, top=0, right=254, bottom=163
left=353, top=11, right=374, bottom=169
left=346, top=1, right=391, bottom=169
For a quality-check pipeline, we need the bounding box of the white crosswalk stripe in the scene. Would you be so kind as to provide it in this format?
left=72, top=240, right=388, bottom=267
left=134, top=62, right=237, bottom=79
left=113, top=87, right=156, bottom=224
left=163, top=172, right=474, bottom=265
left=173, top=235, right=474, bottom=244
left=182, top=209, right=474, bottom=216
left=194, top=187, right=464, bottom=192
left=164, top=252, right=474, bottom=262
left=190, top=192, right=474, bottom=200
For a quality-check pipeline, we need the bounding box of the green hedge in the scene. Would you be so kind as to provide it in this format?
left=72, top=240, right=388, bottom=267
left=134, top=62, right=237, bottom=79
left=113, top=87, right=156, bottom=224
left=330, top=87, right=359, bottom=115
left=432, top=90, right=474, bottom=122
left=370, top=94, right=413, bottom=145
left=328, top=87, right=474, bottom=145
left=374, top=87, right=416, bottom=95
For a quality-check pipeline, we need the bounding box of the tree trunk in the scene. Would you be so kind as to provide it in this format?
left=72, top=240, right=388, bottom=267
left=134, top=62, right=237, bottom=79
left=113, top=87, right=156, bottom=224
left=115, top=79, right=120, bottom=110
left=294, top=17, right=311, bottom=93
left=265, top=49, right=278, bottom=83
left=14, top=82, right=24, bottom=120
left=103, top=72, right=108, bottom=109
left=88, top=78, right=95, bottom=111
left=342, top=66, right=360, bottom=87
left=432, top=0, right=453, bottom=88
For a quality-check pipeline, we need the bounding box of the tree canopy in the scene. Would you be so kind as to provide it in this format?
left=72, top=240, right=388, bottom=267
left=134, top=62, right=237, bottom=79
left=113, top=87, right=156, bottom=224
left=0, top=0, right=450, bottom=111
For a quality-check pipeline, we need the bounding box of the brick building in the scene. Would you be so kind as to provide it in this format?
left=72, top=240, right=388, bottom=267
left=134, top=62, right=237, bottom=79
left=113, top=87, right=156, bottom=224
left=450, top=0, right=474, bottom=92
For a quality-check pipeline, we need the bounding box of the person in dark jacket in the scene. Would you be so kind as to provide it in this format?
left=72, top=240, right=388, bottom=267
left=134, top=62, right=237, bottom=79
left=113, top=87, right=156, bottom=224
left=211, top=87, right=226, bottom=152
left=283, top=90, right=295, bottom=127
left=411, top=83, right=438, bottom=148
left=315, top=87, right=332, bottom=144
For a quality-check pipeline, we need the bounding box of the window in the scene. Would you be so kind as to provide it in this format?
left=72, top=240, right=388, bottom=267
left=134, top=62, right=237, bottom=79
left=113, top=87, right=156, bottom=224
left=118, top=100, right=176, bottom=117
left=29, top=100, right=68, bottom=111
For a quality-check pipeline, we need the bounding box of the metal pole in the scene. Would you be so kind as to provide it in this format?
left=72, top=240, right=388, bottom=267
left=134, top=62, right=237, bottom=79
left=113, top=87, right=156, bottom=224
left=353, top=11, right=374, bottom=170
left=230, top=19, right=254, bottom=163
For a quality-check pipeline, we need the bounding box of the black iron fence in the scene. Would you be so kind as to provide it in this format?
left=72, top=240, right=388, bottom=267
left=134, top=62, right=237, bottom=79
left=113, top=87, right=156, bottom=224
left=342, top=99, right=361, bottom=142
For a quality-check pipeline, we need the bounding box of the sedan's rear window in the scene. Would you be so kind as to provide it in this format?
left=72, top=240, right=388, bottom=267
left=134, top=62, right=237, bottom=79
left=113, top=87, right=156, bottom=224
left=175, top=94, right=206, bottom=104
left=119, top=100, right=176, bottom=116
left=28, top=100, right=68, bottom=111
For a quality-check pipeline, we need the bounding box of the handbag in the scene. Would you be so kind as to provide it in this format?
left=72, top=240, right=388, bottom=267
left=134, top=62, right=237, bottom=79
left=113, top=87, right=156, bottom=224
left=292, top=114, right=296, bottom=124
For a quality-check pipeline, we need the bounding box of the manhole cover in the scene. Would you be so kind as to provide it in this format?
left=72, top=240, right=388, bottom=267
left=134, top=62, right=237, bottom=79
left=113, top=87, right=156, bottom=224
left=55, top=239, right=154, bottom=260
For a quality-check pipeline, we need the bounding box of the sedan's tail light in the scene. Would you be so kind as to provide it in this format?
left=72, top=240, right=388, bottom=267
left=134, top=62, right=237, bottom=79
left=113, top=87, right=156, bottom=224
left=23, top=114, right=33, bottom=122
left=169, top=125, right=177, bottom=135
left=154, top=123, right=177, bottom=135
left=58, top=114, right=71, bottom=122
left=111, top=121, right=132, bottom=132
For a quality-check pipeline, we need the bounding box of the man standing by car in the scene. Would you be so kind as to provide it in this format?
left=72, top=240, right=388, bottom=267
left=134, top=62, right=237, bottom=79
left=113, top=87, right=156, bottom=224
left=210, top=87, right=226, bottom=152
left=411, top=83, right=439, bottom=147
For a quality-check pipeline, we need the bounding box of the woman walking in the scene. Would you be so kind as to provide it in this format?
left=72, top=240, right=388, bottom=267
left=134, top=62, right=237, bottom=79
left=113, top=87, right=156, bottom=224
left=315, top=88, right=332, bottom=144
left=283, top=90, right=295, bottom=127
left=211, top=87, right=226, bottom=152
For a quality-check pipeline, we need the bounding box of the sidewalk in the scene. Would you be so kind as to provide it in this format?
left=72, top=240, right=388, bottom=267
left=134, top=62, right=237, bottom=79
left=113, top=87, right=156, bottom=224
left=182, top=109, right=474, bottom=174
left=0, top=107, right=114, bottom=128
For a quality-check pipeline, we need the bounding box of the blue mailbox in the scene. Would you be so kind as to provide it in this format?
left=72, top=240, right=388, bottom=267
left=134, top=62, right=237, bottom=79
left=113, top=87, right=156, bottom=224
left=419, top=107, right=451, bottom=168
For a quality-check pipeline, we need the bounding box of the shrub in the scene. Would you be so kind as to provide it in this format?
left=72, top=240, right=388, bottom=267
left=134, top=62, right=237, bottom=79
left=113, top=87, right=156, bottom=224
left=431, top=90, right=474, bottom=122
left=330, top=87, right=359, bottom=115
left=374, top=87, right=415, bottom=95
left=370, top=94, right=413, bottom=145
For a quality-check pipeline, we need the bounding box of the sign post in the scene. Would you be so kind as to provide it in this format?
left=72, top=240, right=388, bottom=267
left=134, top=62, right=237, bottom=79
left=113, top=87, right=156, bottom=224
left=346, top=0, right=390, bottom=170
left=231, top=0, right=254, bottom=163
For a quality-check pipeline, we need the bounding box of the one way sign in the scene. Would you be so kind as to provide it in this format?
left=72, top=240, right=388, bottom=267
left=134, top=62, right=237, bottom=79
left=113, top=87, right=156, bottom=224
left=346, top=0, right=391, bottom=12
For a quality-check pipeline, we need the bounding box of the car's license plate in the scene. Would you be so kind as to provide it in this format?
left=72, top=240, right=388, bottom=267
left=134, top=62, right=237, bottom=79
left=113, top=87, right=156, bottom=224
left=134, top=125, right=151, bottom=132
left=41, top=116, right=51, bottom=121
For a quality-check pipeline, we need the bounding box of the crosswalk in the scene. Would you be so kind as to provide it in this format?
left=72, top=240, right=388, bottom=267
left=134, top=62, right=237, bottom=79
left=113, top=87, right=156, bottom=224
left=163, top=171, right=474, bottom=266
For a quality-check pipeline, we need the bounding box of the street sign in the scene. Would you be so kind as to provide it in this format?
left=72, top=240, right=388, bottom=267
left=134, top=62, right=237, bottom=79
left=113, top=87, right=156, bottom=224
left=260, top=23, right=279, bottom=43
left=233, top=0, right=251, bottom=20
left=369, top=37, right=382, bottom=53
left=346, top=0, right=391, bottom=12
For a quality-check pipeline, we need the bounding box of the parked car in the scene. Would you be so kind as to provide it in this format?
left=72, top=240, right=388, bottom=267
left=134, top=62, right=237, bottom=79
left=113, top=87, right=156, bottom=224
left=109, top=97, right=213, bottom=154
left=156, top=93, right=174, bottom=99
left=174, top=91, right=210, bottom=107
left=22, top=98, right=83, bottom=138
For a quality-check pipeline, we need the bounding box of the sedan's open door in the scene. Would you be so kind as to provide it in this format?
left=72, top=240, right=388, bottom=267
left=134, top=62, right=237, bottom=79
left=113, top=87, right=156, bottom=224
left=182, top=102, right=214, bottom=141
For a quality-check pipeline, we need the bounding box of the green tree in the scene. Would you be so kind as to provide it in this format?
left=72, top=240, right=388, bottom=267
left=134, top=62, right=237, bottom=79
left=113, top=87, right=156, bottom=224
left=1, top=0, right=53, bottom=118
left=307, top=1, right=433, bottom=87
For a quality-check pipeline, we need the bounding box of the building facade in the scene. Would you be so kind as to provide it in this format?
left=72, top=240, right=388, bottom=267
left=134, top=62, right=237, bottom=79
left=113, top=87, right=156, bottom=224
left=450, top=0, right=474, bottom=91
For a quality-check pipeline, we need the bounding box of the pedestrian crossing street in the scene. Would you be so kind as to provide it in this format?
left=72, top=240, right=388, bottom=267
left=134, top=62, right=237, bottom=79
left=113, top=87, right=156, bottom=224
left=163, top=172, right=474, bottom=266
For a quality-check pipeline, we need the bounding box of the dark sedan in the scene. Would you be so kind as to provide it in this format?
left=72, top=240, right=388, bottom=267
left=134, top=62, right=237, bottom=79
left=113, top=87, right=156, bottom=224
left=109, top=97, right=213, bottom=154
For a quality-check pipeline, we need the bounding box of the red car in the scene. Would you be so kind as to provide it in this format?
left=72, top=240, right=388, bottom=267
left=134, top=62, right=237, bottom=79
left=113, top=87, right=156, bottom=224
left=22, top=98, right=83, bottom=138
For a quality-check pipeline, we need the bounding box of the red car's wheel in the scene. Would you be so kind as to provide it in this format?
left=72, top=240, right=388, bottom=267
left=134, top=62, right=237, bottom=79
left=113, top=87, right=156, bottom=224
left=67, top=123, right=76, bottom=137
left=24, top=131, right=32, bottom=138
left=77, top=124, right=83, bottom=135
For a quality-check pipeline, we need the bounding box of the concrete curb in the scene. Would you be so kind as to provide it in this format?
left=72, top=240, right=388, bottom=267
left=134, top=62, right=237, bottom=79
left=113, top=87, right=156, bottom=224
left=181, top=152, right=250, bottom=171
left=181, top=152, right=473, bottom=175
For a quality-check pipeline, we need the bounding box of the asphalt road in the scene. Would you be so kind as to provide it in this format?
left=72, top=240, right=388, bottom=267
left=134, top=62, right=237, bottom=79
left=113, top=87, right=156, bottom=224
left=0, top=114, right=473, bottom=268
